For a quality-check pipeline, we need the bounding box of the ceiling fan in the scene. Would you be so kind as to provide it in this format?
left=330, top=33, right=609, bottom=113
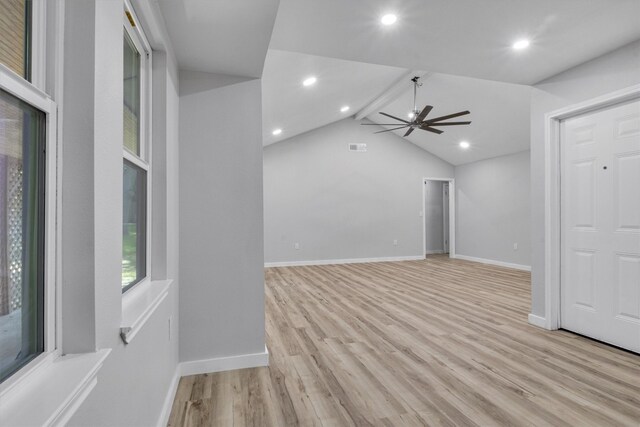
left=362, top=76, right=471, bottom=136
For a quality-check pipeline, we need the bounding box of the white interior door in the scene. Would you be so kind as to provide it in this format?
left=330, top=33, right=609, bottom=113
left=561, top=99, right=640, bottom=353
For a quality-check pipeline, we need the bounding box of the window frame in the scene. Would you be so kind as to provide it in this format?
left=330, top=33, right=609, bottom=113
left=0, top=65, right=58, bottom=394
left=121, top=0, right=152, bottom=294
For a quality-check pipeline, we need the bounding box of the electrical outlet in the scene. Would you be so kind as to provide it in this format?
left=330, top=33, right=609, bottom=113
left=294, top=242, right=300, bottom=250
left=513, top=243, right=518, bottom=251
left=393, top=239, right=398, bottom=246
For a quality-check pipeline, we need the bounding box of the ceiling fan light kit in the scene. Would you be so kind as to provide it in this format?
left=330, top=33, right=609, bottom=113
left=362, top=76, right=471, bottom=136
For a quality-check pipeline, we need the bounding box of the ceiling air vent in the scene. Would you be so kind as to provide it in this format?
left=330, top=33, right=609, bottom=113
left=348, top=143, right=367, bottom=152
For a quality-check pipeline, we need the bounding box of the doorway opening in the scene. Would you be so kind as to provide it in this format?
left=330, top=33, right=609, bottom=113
left=422, top=178, right=455, bottom=258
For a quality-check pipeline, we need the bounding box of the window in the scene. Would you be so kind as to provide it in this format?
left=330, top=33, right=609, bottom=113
left=0, top=89, right=46, bottom=383
left=122, top=4, right=150, bottom=293
left=0, top=0, right=54, bottom=386
left=0, top=0, right=31, bottom=81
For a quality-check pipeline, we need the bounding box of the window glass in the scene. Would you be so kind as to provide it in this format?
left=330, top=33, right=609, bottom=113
left=123, top=32, right=140, bottom=156
left=0, top=88, right=45, bottom=383
left=0, top=0, right=31, bottom=80
left=122, top=160, right=146, bottom=291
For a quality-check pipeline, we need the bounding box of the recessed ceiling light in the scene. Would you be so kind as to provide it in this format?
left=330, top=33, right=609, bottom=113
left=512, top=39, right=530, bottom=50
left=381, top=14, right=397, bottom=26
left=459, top=141, right=470, bottom=149
left=408, top=112, right=416, bottom=119
left=272, top=128, right=282, bottom=136
left=302, top=76, right=317, bottom=87
left=340, top=106, right=350, bottom=113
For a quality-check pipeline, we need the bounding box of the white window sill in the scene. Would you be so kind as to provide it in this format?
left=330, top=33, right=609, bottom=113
left=120, top=279, right=172, bottom=344
left=0, top=349, right=111, bottom=427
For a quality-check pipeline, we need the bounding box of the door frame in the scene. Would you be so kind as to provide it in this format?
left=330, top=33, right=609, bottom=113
left=422, top=177, right=456, bottom=258
left=543, top=84, right=640, bottom=330
left=442, top=183, right=449, bottom=253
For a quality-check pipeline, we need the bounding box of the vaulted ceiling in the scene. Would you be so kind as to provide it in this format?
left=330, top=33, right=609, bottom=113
left=270, top=0, right=640, bottom=85
left=262, top=50, right=408, bottom=146
left=156, top=0, right=640, bottom=164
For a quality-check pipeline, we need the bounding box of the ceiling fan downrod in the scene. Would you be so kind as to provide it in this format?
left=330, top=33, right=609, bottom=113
left=360, top=76, right=471, bottom=136
left=411, top=76, right=422, bottom=117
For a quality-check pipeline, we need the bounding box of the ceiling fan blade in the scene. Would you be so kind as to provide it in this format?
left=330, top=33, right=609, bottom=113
left=374, top=125, right=410, bottom=134
left=360, top=123, right=409, bottom=126
left=404, top=127, right=415, bottom=137
left=415, top=105, right=433, bottom=122
left=424, top=110, right=470, bottom=124
left=379, top=112, right=411, bottom=124
left=420, top=126, right=444, bottom=134
left=428, top=121, right=472, bottom=126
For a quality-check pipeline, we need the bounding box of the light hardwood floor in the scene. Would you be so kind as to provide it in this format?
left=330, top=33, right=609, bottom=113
left=168, top=256, right=640, bottom=426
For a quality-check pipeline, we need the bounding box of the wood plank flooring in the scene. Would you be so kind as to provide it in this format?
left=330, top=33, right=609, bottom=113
left=168, top=255, right=640, bottom=426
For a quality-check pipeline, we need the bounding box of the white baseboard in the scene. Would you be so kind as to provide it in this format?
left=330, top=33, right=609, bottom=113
left=179, top=345, right=269, bottom=377
left=528, top=313, right=547, bottom=329
left=453, top=254, right=531, bottom=271
left=425, top=250, right=445, bottom=255
left=265, top=255, right=423, bottom=268
left=157, top=346, right=270, bottom=426
left=157, top=366, right=181, bottom=427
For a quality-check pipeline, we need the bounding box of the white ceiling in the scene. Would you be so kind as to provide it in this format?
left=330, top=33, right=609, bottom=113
left=262, top=50, right=407, bottom=146
left=364, top=73, right=531, bottom=165
left=156, top=0, right=639, bottom=164
left=156, top=0, right=280, bottom=77
left=270, top=0, right=640, bottom=85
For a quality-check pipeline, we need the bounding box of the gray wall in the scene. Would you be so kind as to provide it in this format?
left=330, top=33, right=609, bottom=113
left=179, top=73, right=266, bottom=362
left=66, top=1, right=181, bottom=425
left=455, top=151, right=531, bottom=267
left=530, top=40, right=640, bottom=317
left=425, top=180, right=445, bottom=253
left=263, top=118, right=454, bottom=263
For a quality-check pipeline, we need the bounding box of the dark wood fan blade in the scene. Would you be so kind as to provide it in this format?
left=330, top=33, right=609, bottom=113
left=428, top=121, right=472, bottom=126
left=404, top=127, right=415, bottom=137
left=360, top=123, right=408, bottom=126
left=379, top=112, right=411, bottom=124
left=416, top=105, right=433, bottom=122
left=423, top=110, right=470, bottom=124
left=420, top=126, right=444, bottom=134
left=374, top=125, right=410, bottom=134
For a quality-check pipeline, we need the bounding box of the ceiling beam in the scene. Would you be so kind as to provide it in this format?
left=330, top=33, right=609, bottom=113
left=354, top=71, right=431, bottom=121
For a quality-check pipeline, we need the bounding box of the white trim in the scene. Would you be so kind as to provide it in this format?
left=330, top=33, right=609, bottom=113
left=0, top=63, right=53, bottom=111
left=543, top=84, right=640, bottom=331
left=528, top=314, right=547, bottom=329
left=0, top=349, right=110, bottom=427
left=180, top=346, right=270, bottom=377
left=265, top=255, right=424, bottom=268
left=425, top=250, right=445, bottom=255
left=31, top=0, right=48, bottom=90
left=123, top=148, right=150, bottom=170
left=120, top=279, right=172, bottom=344
left=453, top=254, right=531, bottom=271
left=422, top=177, right=456, bottom=259
left=156, top=366, right=181, bottom=427
left=156, top=345, right=270, bottom=426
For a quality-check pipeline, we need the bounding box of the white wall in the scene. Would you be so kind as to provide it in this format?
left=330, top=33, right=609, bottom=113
left=179, top=73, right=266, bottom=363
left=424, top=180, right=445, bottom=253
left=263, top=118, right=454, bottom=263
left=455, top=151, right=531, bottom=267
left=530, top=40, right=640, bottom=317
left=62, top=1, right=181, bottom=425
